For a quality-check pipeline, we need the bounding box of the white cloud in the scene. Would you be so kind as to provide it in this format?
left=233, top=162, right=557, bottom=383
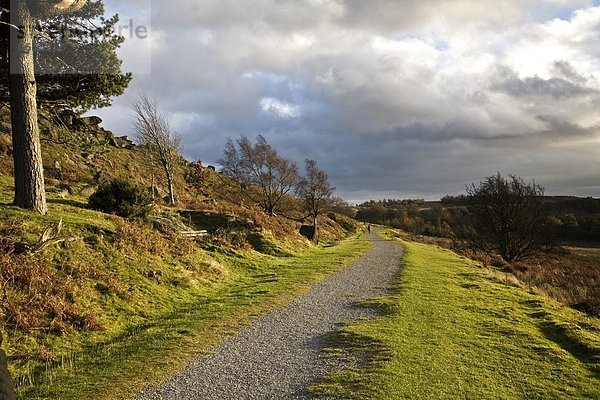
left=260, top=98, right=301, bottom=119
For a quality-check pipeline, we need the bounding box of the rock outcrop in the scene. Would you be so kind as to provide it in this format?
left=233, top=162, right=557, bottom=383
left=55, top=110, right=135, bottom=149
left=0, top=107, right=136, bottom=151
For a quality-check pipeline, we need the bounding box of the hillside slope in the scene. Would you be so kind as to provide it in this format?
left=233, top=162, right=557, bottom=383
left=0, top=108, right=363, bottom=398
left=0, top=174, right=366, bottom=398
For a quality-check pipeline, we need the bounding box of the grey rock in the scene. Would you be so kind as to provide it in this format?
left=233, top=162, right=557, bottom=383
left=79, top=116, right=103, bottom=126
left=79, top=185, right=97, bottom=197
left=59, top=110, right=77, bottom=126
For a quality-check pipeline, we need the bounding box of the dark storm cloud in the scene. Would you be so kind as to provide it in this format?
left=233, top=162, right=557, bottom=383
left=93, top=0, right=600, bottom=201
left=492, top=67, right=597, bottom=99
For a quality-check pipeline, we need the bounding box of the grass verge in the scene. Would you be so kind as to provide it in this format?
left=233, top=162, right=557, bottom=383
left=14, top=235, right=370, bottom=399
left=311, top=236, right=600, bottom=399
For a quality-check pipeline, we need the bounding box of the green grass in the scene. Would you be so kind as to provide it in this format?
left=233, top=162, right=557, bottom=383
left=17, top=236, right=370, bottom=399
left=312, top=236, right=600, bottom=399
left=0, top=175, right=371, bottom=399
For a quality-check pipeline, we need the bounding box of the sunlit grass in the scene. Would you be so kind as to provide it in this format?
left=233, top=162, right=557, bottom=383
left=0, top=173, right=371, bottom=399
left=312, top=237, right=600, bottom=399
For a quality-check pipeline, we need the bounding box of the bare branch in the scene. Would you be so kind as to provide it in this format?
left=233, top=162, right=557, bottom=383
left=0, top=19, right=22, bottom=33
left=296, top=159, right=334, bottom=243
left=218, top=135, right=299, bottom=216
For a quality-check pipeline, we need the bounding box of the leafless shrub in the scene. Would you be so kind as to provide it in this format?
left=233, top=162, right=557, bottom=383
left=132, top=95, right=182, bottom=205
left=296, top=159, right=334, bottom=243
left=467, top=173, right=546, bottom=262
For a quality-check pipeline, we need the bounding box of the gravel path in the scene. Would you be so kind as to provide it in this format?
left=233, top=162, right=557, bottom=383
left=138, top=234, right=403, bottom=400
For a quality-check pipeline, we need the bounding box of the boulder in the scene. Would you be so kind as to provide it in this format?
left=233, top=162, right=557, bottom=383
left=119, top=135, right=133, bottom=144
left=59, top=110, right=77, bottom=126
left=103, top=130, right=116, bottom=142
left=299, top=225, right=316, bottom=240
left=79, top=185, right=97, bottom=197
left=109, top=136, right=135, bottom=148
left=79, top=116, right=103, bottom=126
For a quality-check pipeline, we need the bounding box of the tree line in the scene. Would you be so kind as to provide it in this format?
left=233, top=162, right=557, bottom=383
left=357, top=173, right=600, bottom=262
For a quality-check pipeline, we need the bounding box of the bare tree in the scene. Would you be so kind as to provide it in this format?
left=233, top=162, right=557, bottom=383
left=329, top=196, right=356, bottom=218
left=296, top=159, right=334, bottom=243
left=7, top=0, right=86, bottom=214
left=132, top=95, right=181, bottom=205
left=219, top=135, right=298, bottom=216
left=466, top=173, right=546, bottom=262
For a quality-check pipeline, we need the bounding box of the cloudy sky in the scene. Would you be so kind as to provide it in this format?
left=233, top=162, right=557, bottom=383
left=94, top=0, right=600, bottom=202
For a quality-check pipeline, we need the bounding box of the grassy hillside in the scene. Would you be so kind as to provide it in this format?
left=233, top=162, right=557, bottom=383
left=312, top=233, right=600, bottom=399
left=0, top=109, right=367, bottom=398
left=0, top=172, right=368, bottom=398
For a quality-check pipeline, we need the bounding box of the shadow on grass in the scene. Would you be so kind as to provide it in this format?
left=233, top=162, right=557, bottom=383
left=47, top=198, right=88, bottom=208
left=311, top=328, right=391, bottom=400
left=522, top=299, right=600, bottom=378
left=538, top=321, right=600, bottom=378
left=309, top=295, right=398, bottom=399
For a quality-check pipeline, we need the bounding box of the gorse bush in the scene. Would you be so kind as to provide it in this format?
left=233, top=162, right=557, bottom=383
left=88, top=179, right=153, bottom=219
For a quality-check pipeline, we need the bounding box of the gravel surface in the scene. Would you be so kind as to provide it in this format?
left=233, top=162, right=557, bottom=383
left=138, top=234, right=403, bottom=400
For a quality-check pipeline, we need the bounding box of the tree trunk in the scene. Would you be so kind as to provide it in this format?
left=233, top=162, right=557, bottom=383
left=151, top=171, right=155, bottom=201
left=165, top=167, right=175, bottom=205
left=313, top=214, right=319, bottom=244
left=9, top=2, right=47, bottom=214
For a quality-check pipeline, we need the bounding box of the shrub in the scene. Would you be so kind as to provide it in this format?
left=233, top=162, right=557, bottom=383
left=88, top=179, right=153, bottom=219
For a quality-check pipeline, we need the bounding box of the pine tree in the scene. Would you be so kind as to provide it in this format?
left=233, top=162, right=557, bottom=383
left=0, top=0, right=131, bottom=214
left=1, top=0, right=132, bottom=112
